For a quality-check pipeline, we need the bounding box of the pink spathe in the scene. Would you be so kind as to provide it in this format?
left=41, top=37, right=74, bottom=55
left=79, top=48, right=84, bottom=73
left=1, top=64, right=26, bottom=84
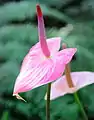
left=13, top=40, right=76, bottom=94
left=45, top=72, right=94, bottom=100
left=13, top=4, right=77, bottom=98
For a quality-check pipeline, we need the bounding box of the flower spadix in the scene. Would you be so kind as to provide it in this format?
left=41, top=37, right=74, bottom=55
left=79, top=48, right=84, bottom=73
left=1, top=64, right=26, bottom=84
left=45, top=44, right=94, bottom=100
left=13, top=4, right=77, bottom=100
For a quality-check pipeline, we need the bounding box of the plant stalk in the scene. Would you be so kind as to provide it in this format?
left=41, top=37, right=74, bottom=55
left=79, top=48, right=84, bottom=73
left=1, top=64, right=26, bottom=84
left=65, top=64, right=88, bottom=120
left=46, top=83, right=51, bottom=120
left=74, top=92, right=88, bottom=120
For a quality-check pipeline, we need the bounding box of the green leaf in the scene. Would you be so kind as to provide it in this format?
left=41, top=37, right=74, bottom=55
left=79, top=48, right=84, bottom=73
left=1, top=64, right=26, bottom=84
left=0, top=1, right=74, bottom=25
left=0, top=61, right=19, bottom=93
left=1, top=111, right=9, bottom=120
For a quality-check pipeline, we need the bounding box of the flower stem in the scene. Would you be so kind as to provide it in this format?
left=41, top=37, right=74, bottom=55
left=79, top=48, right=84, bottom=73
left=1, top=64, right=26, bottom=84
left=74, top=92, right=88, bottom=120
left=65, top=64, right=74, bottom=88
left=63, top=44, right=88, bottom=120
left=65, top=64, right=88, bottom=120
left=46, top=83, right=51, bottom=120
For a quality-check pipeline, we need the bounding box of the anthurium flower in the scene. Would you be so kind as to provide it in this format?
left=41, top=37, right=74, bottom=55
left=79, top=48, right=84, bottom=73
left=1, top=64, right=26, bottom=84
left=45, top=71, right=94, bottom=100
left=13, top=4, right=77, bottom=100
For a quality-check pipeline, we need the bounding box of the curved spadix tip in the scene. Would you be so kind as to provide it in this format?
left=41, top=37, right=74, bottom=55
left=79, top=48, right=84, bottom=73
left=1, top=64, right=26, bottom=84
left=36, top=4, right=42, bottom=17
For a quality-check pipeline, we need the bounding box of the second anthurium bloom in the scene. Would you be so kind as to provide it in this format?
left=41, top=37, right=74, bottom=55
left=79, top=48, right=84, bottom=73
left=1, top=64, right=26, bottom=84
left=45, top=71, right=94, bottom=100
left=13, top=4, right=77, bottom=99
left=45, top=44, right=94, bottom=100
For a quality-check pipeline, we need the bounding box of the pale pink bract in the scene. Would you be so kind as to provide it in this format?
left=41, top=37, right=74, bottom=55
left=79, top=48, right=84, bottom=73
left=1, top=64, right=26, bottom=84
left=45, top=72, right=94, bottom=100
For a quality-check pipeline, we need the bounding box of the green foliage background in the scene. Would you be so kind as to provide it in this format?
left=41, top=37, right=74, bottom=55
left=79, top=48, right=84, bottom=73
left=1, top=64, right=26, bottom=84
left=0, top=0, right=94, bottom=120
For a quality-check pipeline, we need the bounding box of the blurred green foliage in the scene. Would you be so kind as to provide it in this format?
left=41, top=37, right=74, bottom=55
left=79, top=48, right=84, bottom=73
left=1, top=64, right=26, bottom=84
left=0, top=0, right=94, bottom=120
left=1, top=111, right=9, bottom=120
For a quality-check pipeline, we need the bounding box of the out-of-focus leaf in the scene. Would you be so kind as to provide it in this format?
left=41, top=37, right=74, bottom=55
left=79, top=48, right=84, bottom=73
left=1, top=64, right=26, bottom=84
left=1, top=111, right=9, bottom=120
left=0, top=61, right=19, bottom=92
left=0, top=25, right=38, bottom=44
left=0, top=1, right=74, bottom=26
left=23, top=0, right=70, bottom=7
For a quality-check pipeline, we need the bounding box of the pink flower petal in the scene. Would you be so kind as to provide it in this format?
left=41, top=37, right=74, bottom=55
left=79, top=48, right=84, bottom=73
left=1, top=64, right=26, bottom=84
left=20, top=45, right=44, bottom=72
left=54, top=48, right=77, bottom=64
left=47, top=37, right=61, bottom=55
left=13, top=59, right=65, bottom=94
left=46, top=71, right=94, bottom=100
left=13, top=48, right=76, bottom=94
left=13, top=4, right=77, bottom=99
left=45, top=75, right=76, bottom=100
left=13, top=58, right=55, bottom=94
left=73, top=72, right=94, bottom=90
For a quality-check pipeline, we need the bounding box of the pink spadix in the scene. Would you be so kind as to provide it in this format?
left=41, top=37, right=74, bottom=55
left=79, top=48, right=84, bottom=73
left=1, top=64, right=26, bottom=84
left=36, top=5, right=50, bottom=57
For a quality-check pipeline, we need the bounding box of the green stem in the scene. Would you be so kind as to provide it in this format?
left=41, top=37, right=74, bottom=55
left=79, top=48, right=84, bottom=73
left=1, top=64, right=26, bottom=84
left=46, top=83, right=51, bottom=120
left=74, top=92, right=88, bottom=120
